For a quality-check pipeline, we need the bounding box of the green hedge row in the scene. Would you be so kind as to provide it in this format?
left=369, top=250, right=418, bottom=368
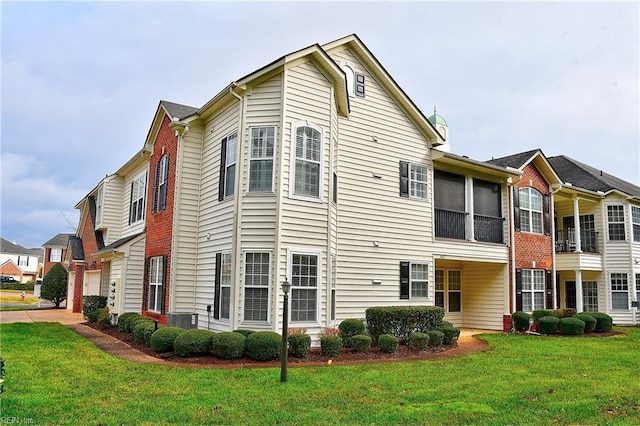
left=513, top=311, right=613, bottom=335
left=365, top=306, right=445, bottom=342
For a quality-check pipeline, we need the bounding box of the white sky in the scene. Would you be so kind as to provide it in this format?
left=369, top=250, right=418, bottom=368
left=1, top=1, right=638, bottom=248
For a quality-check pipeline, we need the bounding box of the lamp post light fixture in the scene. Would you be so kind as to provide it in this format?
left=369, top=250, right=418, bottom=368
left=280, top=278, right=291, bottom=382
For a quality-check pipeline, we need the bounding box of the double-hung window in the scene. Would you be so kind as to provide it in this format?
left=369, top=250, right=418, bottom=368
left=96, top=187, right=103, bottom=223
left=148, top=256, right=164, bottom=313
left=220, top=253, right=232, bottom=320
left=582, top=281, right=599, bottom=312
left=154, top=154, right=170, bottom=212
left=631, top=206, right=640, bottom=242
left=129, top=173, right=147, bottom=224
left=519, top=187, right=543, bottom=233
left=218, top=132, right=238, bottom=201
left=410, top=263, right=429, bottom=298
left=249, top=127, right=275, bottom=192
left=635, top=274, right=640, bottom=305
left=610, top=273, right=628, bottom=310
left=399, top=162, right=428, bottom=200
left=607, top=205, right=625, bottom=241
left=521, top=269, right=545, bottom=312
left=435, top=269, right=461, bottom=312
left=50, top=248, right=62, bottom=263
left=244, top=252, right=270, bottom=322
left=290, top=253, right=318, bottom=322
left=292, top=123, right=322, bottom=199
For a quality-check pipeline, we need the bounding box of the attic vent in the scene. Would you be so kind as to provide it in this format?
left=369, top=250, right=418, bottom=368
left=355, top=73, right=365, bottom=98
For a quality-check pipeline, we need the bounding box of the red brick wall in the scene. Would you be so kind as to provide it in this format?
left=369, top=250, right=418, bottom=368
left=71, top=205, right=104, bottom=312
left=43, top=247, right=69, bottom=277
left=143, top=114, right=178, bottom=323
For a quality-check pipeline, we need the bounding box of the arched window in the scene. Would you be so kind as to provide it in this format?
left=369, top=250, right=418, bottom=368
left=341, top=64, right=355, bottom=97
left=519, top=187, right=543, bottom=233
left=291, top=122, right=322, bottom=199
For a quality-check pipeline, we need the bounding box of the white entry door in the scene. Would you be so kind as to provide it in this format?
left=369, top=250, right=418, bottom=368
left=84, top=271, right=101, bottom=296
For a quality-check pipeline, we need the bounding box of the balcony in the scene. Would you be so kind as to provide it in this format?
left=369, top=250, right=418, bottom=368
left=555, top=229, right=599, bottom=253
left=435, top=208, right=504, bottom=243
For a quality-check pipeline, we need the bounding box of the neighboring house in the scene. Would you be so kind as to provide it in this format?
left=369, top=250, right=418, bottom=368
left=42, top=233, right=73, bottom=277
left=0, top=237, right=41, bottom=283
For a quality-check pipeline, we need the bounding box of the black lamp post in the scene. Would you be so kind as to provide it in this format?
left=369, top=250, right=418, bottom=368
left=280, top=278, right=291, bottom=382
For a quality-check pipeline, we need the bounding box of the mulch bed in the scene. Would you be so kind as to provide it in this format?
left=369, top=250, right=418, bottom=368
left=84, top=322, right=489, bottom=368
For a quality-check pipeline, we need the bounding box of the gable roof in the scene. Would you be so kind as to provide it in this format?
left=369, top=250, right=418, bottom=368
left=43, top=233, right=74, bottom=247
left=93, top=231, right=145, bottom=256
left=487, top=150, right=541, bottom=169
left=486, top=149, right=562, bottom=186
left=68, top=236, right=85, bottom=261
left=0, top=237, right=34, bottom=255
left=160, top=100, right=198, bottom=121
left=548, top=155, right=640, bottom=198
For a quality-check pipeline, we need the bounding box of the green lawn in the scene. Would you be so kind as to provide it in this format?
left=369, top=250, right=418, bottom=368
left=1, top=323, right=639, bottom=425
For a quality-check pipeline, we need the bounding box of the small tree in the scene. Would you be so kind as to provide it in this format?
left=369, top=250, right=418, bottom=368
left=41, top=263, right=67, bottom=308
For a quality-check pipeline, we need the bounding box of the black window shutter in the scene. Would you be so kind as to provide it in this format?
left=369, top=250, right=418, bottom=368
left=400, top=261, right=410, bottom=299
left=159, top=154, right=169, bottom=211
left=160, top=255, right=167, bottom=315
left=399, top=161, right=409, bottom=197
left=513, top=187, right=521, bottom=232
left=218, top=138, right=228, bottom=202
left=143, top=257, right=150, bottom=312
left=545, top=270, right=553, bottom=309
left=543, top=193, right=551, bottom=235
left=128, top=182, right=135, bottom=224
left=515, top=269, right=523, bottom=311
left=332, top=172, right=338, bottom=204
left=152, top=161, right=160, bottom=214
left=214, top=253, right=222, bottom=319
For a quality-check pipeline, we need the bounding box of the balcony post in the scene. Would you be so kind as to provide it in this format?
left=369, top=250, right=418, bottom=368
left=575, top=270, right=584, bottom=312
left=573, top=198, right=582, bottom=253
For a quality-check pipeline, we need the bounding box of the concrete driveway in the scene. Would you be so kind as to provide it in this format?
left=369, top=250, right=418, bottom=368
left=0, top=309, right=84, bottom=325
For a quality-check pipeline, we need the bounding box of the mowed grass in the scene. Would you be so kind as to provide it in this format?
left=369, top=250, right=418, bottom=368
left=1, top=323, right=639, bottom=425
left=0, top=290, right=39, bottom=305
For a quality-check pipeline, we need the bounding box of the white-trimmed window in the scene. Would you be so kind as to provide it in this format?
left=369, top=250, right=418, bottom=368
left=220, top=253, right=232, bottom=320
left=292, top=122, right=322, bottom=199
left=583, top=281, right=598, bottom=312
left=522, top=269, right=545, bottom=312
left=290, top=252, right=318, bottom=322
left=129, top=172, right=147, bottom=224
left=154, top=154, right=170, bottom=212
left=399, top=162, right=428, bottom=200
left=96, top=186, right=103, bottom=223
left=341, top=64, right=355, bottom=97
left=435, top=269, right=461, bottom=312
left=519, top=187, right=543, bottom=234
left=49, top=248, right=62, bottom=263
left=607, top=205, right=625, bottom=241
left=631, top=206, right=640, bottom=242
left=410, top=263, right=429, bottom=298
left=635, top=274, right=640, bottom=305
left=249, top=126, right=275, bottom=192
left=225, top=132, right=238, bottom=197
left=148, top=256, right=164, bottom=313
left=610, top=273, right=628, bottom=310
left=244, top=252, right=270, bottom=322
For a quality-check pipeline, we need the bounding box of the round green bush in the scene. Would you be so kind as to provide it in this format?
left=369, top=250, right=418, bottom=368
left=350, top=334, right=372, bottom=352
left=377, top=334, right=399, bottom=353
left=438, top=326, right=461, bottom=345
left=574, top=313, right=597, bottom=333
left=150, top=327, right=185, bottom=353
left=117, top=313, right=140, bottom=332
left=86, top=307, right=103, bottom=323
left=560, top=317, right=585, bottom=335
left=512, top=311, right=532, bottom=332
left=174, top=329, right=215, bottom=357
left=234, top=329, right=255, bottom=338
left=127, top=316, right=152, bottom=334
left=132, top=320, right=157, bottom=345
left=426, top=330, right=445, bottom=347
left=212, top=332, right=246, bottom=360
left=320, top=335, right=343, bottom=357
left=441, top=320, right=454, bottom=328
left=339, top=319, right=365, bottom=347
left=97, top=308, right=112, bottom=329
left=288, top=333, right=311, bottom=358
left=537, top=316, right=560, bottom=335
left=246, top=331, right=281, bottom=361
left=588, top=312, right=613, bottom=332
left=555, top=308, right=578, bottom=318
left=532, top=309, right=555, bottom=320
left=408, top=332, right=430, bottom=351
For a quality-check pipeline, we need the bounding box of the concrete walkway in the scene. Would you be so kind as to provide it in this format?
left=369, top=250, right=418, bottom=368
left=0, top=308, right=84, bottom=325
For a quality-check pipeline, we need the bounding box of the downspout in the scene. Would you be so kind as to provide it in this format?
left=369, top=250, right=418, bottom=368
left=230, top=84, right=245, bottom=332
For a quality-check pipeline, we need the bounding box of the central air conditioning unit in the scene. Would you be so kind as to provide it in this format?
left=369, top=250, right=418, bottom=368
left=167, top=312, right=199, bottom=329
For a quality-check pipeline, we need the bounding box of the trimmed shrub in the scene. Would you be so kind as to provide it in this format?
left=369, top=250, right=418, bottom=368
left=339, top=319, right=365, bottom=347
left=439, top=326, right=461, bottom=345
left=41, top=263, right=67, bottom=308
left=365, top=306, right=445, bottom=342
left=174, top=329, right=215, bottom=357
left=246, top=331, right=281, bottom=361
left=408, top=332, right=430, bottom=351
left=127, top=316, right=152, bottom=334
left=83, top=296, right=108, bottom=321
left=426, top=330, right=445, bottom=347
left=234, top=329, right=255, bottom=338
left=117, top=313, right=140, bottom=332
left=554, top=308, right=578, bottom=318
left=97, top=308, right=112, bottom=328
left=532, top=309, right=555, bottom=320
left=350, top=334, right=372, bottom=352
left=150, top=327, right=185, bottom=353
left=132, top=320, right=157, bottom=345
left=441, top=320, right=454, bottom=328
left=288, top=333, right=311, bottom=358
left=574, top=313, right=597, bottom=333
left=537, top=316, right=560, bottom=335
left=320, top=335, right=342, bottom=357
left=560, top=317, right=585, bottom=335
left=212, top=332, right=246, bottom=360
left=588, top=312, right=613, bottom=332
left=377, top=334, right=399, bottom=353
left=512, top=311, right=532, bottom=332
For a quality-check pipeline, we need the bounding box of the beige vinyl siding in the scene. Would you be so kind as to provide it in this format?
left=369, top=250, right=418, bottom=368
left=123, top=236, right=145, bottom=313
left=100, top=261, right=110, bottom=298
left=460, top=261, right=507, bottom=330
left=329, top=49, right=434, bottom=320
left=172, top=125, right=204, bottom=312
left=110, top=259, right=123, bottom=309
left=100, top=176, right=123, bottom=245
left=121, top=163, right=148, bottom=238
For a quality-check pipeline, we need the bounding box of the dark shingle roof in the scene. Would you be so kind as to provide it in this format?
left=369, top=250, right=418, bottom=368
left=69, top=237, right=85, bottom=261
left=548, top=155, right=640, bottom=197
left=42, top=233, right=74, bottom=247
left=160, top=100, right=198, bottom=120
left=486, top=149, right=540, bottom=169
left=93, top=231, right=145, bottom=256
left=0, top=237, right=33, bottom=255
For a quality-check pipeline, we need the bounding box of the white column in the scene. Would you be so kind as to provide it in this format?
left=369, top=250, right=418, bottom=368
left=573, top=197, right=582, bottom=252
left=466, top=176, right=475, bottom=241
left=575, top=270, right=584, bottom=312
